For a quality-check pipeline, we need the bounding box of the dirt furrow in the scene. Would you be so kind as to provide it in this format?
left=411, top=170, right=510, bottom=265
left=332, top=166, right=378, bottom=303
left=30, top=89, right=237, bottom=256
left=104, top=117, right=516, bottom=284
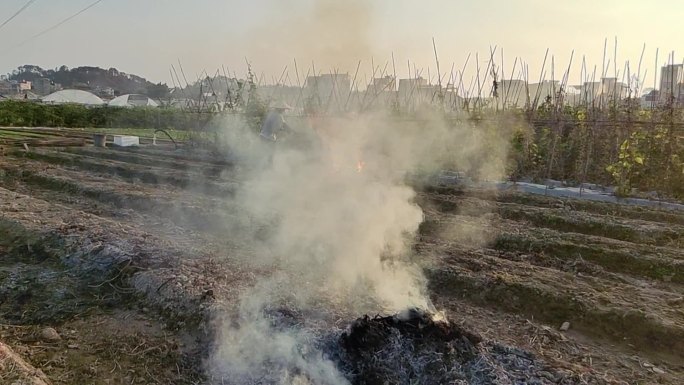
left=107, top=144, right=235, bottom=163
left=7, top=150, right=236, bottom=197
left=422, top=193, right=684, bottom=248
left=419, top=210, right=684, bottom=286
left=427, top=187, right=684, bottom=226
left=421, top=243, right=684, bottom=358
left=65, top=147, right=228, bottom=176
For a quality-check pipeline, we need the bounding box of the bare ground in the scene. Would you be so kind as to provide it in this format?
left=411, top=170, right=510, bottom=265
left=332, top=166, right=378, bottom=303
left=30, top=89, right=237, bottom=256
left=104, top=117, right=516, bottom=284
left=1, top=145, right=683, bottom=384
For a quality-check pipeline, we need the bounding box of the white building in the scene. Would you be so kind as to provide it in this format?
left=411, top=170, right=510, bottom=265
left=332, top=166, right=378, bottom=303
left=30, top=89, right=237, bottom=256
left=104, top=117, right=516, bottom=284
left=257, top=85, right=301, bottom=110
left=659, top=64, right=684, bottom=103
left=397, top=77, right=428, bottom=110
left=599, top=77, right=630, bottom=101
left=108, top=94, right=159, bottom=107
left=18, top=81, right=31, bottom=91
left=367, top=76, right=396, bottom=94
left=42, top=90, right=104, bottom=105
left=640, top=89, right=658, bottom=109
left=304, top=73, right=351, bottom=111
left=498, top=79, right=528, bottom=107
left=528, top=81, right=560, bottom=105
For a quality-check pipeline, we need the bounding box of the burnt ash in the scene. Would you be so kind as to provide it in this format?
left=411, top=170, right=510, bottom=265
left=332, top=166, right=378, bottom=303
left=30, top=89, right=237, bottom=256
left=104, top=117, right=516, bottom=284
left=333, top=308, right=562, bottom=385
left=340, top=308, right=482, bottom=359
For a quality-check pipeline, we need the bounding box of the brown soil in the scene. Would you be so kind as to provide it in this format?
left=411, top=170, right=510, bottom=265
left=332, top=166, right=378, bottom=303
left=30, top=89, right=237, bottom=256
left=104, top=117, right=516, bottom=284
left=1, top=311, right=198, bottom=385
left=1, top=144, right=683, bottom=384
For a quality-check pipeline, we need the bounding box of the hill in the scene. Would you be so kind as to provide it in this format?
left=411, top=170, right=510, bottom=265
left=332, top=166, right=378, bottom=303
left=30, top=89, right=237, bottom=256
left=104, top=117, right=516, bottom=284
left=7, top=65, right=169, bottom=98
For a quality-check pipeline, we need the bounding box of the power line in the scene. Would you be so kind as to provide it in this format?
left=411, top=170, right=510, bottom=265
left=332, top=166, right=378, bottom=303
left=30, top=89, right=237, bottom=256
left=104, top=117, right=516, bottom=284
left=30, top=0, right=104, bottom=39
left=0, top=0, right=37, bottom=31
left=15, top=0, right=104, bottom=48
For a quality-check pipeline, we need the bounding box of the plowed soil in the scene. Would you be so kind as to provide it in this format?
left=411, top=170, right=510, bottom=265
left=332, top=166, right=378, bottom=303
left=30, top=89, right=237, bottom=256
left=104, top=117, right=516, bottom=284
left=1, top=144, right=683, bottom=384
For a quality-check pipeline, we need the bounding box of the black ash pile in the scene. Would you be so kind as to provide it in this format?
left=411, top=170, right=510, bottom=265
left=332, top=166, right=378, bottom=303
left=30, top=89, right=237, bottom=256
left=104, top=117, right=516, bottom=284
left=211, top=307, right=590, bottom=385
left=332, top=308, right=566, bottom=385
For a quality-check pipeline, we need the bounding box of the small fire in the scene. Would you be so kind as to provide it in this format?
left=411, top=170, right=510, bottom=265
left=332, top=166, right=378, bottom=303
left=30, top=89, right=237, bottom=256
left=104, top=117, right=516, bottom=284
left=356, top=160, right=365, bottom=173
left=431, top=310, right=448, bottom=323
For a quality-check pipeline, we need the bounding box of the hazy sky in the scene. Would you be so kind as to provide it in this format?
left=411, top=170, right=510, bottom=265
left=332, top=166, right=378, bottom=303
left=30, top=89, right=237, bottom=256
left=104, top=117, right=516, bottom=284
left=0, top=0, right=681, bottom=88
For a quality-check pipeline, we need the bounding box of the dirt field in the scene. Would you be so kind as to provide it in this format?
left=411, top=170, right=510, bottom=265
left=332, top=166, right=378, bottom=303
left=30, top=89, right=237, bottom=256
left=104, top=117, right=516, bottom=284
left=1, top=143, right=683, bottom=384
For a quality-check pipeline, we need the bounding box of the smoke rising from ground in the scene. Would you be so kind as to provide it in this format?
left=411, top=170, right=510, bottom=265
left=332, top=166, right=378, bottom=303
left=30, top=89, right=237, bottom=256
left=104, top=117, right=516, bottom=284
left=207, top=111, right=514, bottom=384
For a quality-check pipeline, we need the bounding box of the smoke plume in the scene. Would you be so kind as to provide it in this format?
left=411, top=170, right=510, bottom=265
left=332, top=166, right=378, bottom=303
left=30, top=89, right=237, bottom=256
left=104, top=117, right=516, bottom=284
left=207, top=111, right=512, bottom=384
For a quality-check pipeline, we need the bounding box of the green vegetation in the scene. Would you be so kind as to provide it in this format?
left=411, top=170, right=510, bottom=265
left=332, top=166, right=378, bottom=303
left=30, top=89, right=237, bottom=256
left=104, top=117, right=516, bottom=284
left=1, top=92, right=682, bottom=198
left=505, top=98, right=684, bottom=199
left=0, top=100, right=206, bottom=130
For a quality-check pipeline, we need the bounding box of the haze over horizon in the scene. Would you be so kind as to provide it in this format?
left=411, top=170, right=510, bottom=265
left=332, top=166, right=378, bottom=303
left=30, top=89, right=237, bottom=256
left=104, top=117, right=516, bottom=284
left=1, top=0, right=682, bottom=89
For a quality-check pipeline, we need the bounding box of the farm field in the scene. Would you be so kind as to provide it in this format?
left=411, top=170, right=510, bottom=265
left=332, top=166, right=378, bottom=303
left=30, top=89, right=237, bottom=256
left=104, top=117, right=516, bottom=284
left=1, top=134, right=683, bottom=384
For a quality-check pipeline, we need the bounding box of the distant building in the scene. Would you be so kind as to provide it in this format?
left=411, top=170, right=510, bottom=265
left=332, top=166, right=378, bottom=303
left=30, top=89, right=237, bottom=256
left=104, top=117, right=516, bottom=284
left=396, top=78, right=456, bottom=110
left=442, top=83, right=464, bottom=109
left=659, top=64, right=684, bottom=103
left=10, top=91, right=40, bottom=101
left=305, top=73, right=351, bottom=111
left=368, top=76, right=396, bottom=93
left=108, top=94, right=159, bottom=107
left=18, top=81, right=31, bottom=92
left=528, top=81, right=559, bottom=104
left=498, top=79, right=528, bottom=107
left=42, top=89, right=105, bottom=105
left=564, top=78, right=629, bottom=106
left=397, top=77, right=427, bottom=100
left=0, top=80, right=33, bottom=95
left=416, top=84, right=441, bottom=101
left=599, top=77, right=629, bottom=100
left=72, top=82, right=90, bottom=91
left=641, top=89, right=659, bottom=109
left=362, top=76, right=397, bottom=109
left=32, top=78, right=61, bottom=95
left=559, top=84, right=581, bottom=105
left=578, top=81, right=601, bottom=104
left=256, top=85, right=301, bottom=111
left=0, top=79, right=11, bottom=95
left=100, top=87, right=115, bottom=98
left=397, top=77, right=428, bottom=109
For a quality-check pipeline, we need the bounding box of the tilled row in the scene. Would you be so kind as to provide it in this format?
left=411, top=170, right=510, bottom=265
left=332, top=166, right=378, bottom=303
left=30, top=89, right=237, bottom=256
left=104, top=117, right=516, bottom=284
left=6, top=153, right=683, bottom=288
left=424, top=186, right=684, bottom=225
left=421, top=193, right=684, bottom=248
left=0, top=186, right=251, bottom=355
left=16, top=148, right=684, bottom=249
left=1, top=188, right=628, bottom=384
left=419, top=210, right=684, bottom=285
left=5, top=152, right=684, bottom=294
left=8, top=155, right=681, bottom=287
left=420, top=240, right=684, bottom=357
left=103, top=144, right=235, bottom=166
left=7, top=150, right=237, bottom=197
left=3, top=147, right=684, bottom=381
left=64, top=147, right=229, bottom=177
left=8, top=150, right=682, bottom=256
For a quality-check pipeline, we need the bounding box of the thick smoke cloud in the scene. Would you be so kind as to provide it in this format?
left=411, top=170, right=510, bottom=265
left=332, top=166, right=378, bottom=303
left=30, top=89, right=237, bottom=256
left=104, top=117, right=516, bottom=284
left=207, top=111, right=513, bottom=384
left=205, top=1, right=514, bottom=383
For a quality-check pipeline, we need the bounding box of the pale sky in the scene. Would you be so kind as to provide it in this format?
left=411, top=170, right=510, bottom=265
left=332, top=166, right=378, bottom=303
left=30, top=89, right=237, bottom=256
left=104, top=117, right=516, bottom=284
left=0, top=0, right=681, bottom=89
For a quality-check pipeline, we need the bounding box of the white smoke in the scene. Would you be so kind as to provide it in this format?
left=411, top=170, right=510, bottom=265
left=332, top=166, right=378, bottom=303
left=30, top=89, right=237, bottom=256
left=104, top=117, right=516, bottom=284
left=207, top=111, right=512, bottom=384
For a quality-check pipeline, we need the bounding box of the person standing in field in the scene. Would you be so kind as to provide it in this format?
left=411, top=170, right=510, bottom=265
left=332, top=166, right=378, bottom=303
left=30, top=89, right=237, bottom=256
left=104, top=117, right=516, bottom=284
left=259, top=102, right=292, bottom=142
left=258, top=102, right=292, bottom=167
